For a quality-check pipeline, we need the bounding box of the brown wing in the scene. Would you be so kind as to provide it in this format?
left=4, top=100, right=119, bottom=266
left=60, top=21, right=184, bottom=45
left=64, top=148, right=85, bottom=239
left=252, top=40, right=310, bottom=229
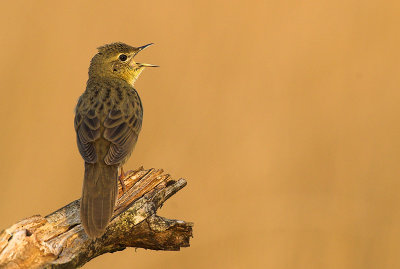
left=75, top=98, right=101, bottom=163
left=103, top=99, right=142, bottom=165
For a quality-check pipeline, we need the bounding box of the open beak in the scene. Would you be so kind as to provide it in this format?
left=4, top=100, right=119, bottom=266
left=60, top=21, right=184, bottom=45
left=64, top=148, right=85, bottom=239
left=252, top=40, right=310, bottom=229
left=133, top=43, right=154, bottom=57
left=137, top=43, right=153, bottom=51
left=133, top=43, right=158, bottom=67
left=137, top=63, right=159, bottom=67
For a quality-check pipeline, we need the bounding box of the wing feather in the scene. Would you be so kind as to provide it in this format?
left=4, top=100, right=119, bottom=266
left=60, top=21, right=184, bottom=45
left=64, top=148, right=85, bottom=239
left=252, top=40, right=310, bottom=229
left=103, top=102, right=142, bottom=165
left=75, top=86, right=142, bottom=166
left=75, top=99, right=101, bottom=163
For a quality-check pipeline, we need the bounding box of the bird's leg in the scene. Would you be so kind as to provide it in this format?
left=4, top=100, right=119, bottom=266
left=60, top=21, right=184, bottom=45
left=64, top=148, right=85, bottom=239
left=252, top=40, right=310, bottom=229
left=118, top=167, right=127, bottom=193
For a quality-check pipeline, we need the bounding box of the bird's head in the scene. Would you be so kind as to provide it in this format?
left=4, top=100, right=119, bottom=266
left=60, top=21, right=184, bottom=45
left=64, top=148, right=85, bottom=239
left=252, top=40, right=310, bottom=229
left=88, top=42, right=157, bottom=85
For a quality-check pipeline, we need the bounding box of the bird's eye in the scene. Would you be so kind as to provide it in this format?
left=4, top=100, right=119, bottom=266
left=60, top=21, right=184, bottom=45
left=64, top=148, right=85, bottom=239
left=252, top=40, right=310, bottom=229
left=119, top=54, right=128, bottom=61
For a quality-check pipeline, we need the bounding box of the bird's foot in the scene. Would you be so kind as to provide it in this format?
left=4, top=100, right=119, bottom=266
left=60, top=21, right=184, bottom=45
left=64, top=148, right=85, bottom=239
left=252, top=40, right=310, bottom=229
left=119, top=167, right=128, bottom=193
left=119, top=168, right=139, bottom=194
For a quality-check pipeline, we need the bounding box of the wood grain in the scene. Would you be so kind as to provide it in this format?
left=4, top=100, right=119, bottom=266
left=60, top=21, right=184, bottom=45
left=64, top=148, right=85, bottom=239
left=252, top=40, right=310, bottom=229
left=0, top=167, right=192, bottom=269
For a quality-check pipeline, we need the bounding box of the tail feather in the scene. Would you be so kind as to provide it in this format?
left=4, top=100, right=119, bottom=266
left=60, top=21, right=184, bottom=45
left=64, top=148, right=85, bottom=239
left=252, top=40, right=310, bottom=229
left=80, top=162, right=118, bottom=238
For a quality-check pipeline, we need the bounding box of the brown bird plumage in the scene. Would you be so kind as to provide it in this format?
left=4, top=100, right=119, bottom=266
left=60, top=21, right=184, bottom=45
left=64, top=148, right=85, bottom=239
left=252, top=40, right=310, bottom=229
left=75, top=42, right=157, bottom=238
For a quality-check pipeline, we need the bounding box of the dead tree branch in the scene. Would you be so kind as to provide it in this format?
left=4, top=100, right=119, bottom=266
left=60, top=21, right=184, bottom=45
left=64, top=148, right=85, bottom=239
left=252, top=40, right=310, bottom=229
left=0, top=167, right=193, bottom=269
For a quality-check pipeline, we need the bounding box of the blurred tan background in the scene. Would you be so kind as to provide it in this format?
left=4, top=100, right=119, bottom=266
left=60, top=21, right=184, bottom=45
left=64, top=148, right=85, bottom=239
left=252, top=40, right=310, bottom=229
left=0, top=0, right=399, bottom=268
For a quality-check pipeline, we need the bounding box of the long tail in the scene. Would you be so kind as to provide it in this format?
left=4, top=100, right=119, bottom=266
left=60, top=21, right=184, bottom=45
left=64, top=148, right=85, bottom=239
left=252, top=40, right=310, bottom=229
left=80, top=161, right=118, bottom=239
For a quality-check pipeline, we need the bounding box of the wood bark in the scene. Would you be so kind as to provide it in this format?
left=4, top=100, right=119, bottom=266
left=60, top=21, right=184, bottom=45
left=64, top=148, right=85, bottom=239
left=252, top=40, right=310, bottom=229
left=0, top=167, right=193, bottom=269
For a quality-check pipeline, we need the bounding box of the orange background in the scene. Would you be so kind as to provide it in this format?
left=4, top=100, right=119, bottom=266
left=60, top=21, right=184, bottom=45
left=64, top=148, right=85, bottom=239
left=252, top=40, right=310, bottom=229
left=0, top=1, right=399, bottom=268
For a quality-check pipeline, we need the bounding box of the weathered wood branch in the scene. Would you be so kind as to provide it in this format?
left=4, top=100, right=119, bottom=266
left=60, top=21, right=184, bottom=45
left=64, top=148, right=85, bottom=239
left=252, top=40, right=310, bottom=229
left=0, top=167, right=193, bottom=269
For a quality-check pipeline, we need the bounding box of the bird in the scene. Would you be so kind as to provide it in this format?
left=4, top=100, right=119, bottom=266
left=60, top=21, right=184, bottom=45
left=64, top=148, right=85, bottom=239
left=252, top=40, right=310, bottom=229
left=74, top=42, right=157, bottom=239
